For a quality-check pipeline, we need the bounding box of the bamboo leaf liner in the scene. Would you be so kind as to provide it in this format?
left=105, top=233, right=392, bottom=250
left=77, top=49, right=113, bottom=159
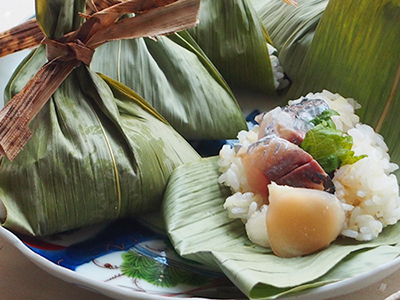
left=163, top=157, right=400, bottom=299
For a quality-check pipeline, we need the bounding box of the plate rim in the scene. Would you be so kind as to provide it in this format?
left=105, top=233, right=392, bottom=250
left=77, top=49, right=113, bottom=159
left=0, top=224, right=215, bottom=300
left=1, top=223, right=400, bottom=300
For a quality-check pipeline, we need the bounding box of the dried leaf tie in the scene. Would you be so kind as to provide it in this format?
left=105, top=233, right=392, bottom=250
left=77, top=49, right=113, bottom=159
left=0, top=18, right=44, bottom=58
left=0, top=0, right=200, bottom=161
left=43, top=38, right=95, bottom=65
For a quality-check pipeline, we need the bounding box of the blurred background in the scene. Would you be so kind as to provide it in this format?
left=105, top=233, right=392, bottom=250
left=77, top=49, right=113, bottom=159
left=0, top=0, right=35, bottom=107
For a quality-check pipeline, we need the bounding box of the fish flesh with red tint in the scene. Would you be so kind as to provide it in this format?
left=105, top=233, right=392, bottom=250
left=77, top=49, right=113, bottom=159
left=239, top=135, right=334, bottom=203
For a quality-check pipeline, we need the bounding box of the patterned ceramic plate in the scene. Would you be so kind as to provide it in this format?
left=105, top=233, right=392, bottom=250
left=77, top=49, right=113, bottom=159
left=1, top=213, right=400, bottom=300
left=0, top=213, right=248, bottom=300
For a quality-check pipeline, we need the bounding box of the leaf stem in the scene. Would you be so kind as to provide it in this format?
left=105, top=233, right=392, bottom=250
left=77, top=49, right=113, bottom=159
left=376, top=63, right=400, bottom=132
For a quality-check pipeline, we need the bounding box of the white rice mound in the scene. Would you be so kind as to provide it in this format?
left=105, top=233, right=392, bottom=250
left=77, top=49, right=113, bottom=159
left=218, top=125, right=261, bottom=221
left=333, top=123, right=400, bottom=241
left=219, top=90, right=400, bottom=242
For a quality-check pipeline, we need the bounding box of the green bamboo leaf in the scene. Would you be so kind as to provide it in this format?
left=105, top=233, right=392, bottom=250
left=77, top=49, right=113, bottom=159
left=186, top=0, right=281, bottom=94
left=162, top=156, right=400, bottom=298
left=170, top=31, right=235, bottom=98
left=91, top=34, right=247, bottom=140
left=286, top=0, right=400, bottom=178
left=0, top=45, right=200, bottom=236
left=35, top=0, right=85, bottom=38
left=4, top=47, right=47, bottom=103
left=250, top=0, right=328, bottom=83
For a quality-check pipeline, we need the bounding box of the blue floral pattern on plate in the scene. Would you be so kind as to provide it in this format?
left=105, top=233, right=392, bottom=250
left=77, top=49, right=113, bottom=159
left=15, top=214, right=245, bottom=299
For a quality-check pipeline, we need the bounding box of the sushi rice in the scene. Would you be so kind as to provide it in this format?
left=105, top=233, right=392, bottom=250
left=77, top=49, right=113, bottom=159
left=267, top=43, right=289, bottom=90
left=218, top=90, right=400, bottom=243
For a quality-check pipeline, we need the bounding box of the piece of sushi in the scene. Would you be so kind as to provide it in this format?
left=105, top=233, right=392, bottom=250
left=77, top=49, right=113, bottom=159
left=218, top=90, right=400, bottom=257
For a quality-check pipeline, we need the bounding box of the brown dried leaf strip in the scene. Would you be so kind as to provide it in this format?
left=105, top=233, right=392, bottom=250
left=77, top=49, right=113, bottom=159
left=0, top=19, right=44, bottom=58
left=87, top=0, right=200, bottom=48
left=0, top=60, right=79, bottom=160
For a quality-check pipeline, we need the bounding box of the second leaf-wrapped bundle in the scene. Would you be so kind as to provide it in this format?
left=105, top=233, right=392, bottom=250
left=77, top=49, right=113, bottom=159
left=91, top=31, right=248, bottom=141
left=187, top=0, right=288, bottom=94
left=0, top=0, right=203, bottom=236
left=0, top=58, right=200, bottom=236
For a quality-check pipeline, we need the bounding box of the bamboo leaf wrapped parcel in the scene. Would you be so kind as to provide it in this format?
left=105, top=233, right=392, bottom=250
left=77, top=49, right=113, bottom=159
left=0, top=65, right=200, bottom=237
left=0, top=0, right=203, bottom=236
left=90, top=31, right=248, bottom=141
left=186, top=0, right=290, bottom=95
left=0, top=3, right=248, bottom=143
left=250, top=0, right=329, bottom=83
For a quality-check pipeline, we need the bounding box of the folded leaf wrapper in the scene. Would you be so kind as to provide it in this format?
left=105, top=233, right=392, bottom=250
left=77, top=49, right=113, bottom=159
left=90, top=31, right=247, bottom=140
left=0, top=60, right=200, bottom=236
left=0, top=1, right=247, bottom=143
left=163, top=157, right=400, bottom=299
left=285, top=0, right=400, bottom=179
left=0, top=0, right=205, bottom=236
left=250, top=0, right=328, bottom=84
left=0, top=0, right=204, bottom=160
left=186, top=0, right=278, bottom=95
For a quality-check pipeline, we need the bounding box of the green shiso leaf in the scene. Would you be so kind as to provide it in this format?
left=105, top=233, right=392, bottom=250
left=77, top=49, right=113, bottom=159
left=300, top=110, right=366, bottom=173
left=309, top=109, right=339, bottom=126
left=162, top=156, right=400, bottom=299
